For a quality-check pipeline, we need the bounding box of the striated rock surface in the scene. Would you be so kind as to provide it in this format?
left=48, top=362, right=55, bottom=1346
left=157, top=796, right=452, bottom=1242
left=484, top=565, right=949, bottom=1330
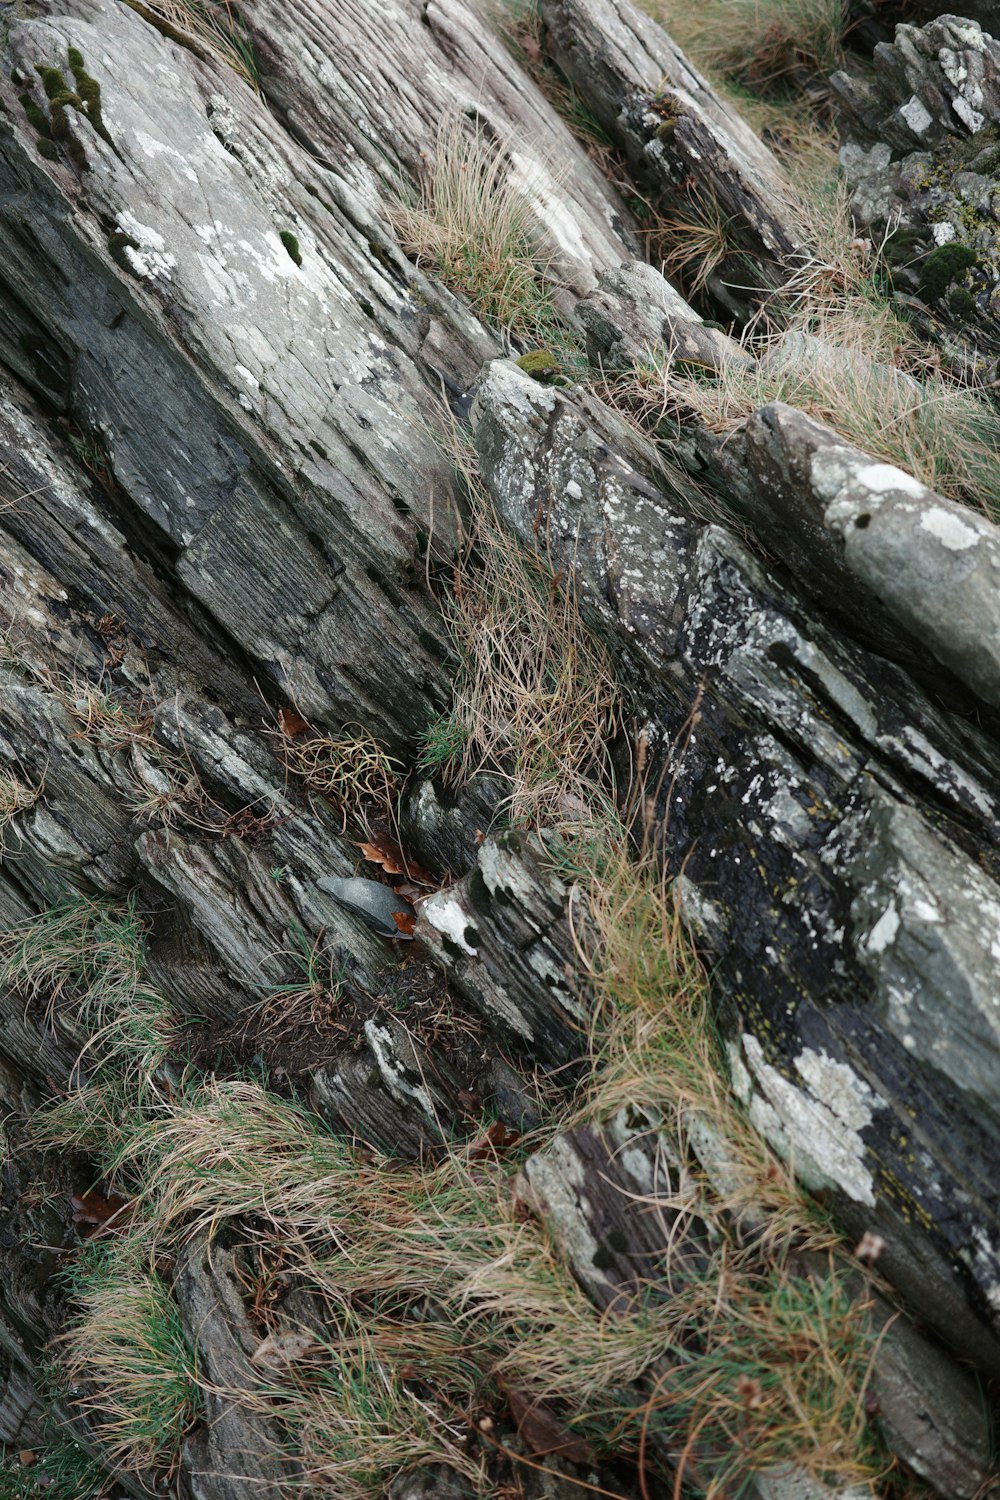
left=0, top=0, right=999, bottom=1496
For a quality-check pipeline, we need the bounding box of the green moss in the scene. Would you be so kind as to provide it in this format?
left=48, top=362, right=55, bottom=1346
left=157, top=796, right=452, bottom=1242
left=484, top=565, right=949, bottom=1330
left=36, top=138, right=58, bottom=160
left=67, top=50, right=115, bottom=149
left=917, top=242, right=977, bottom=300
left=35, top=64, right=67, bottom=100
left=949, top=286, right=978, bottom=317
left=279, top=229, right=302, bottom=266
left=19, top=92, right=52, bottom=138
left=516, top=348, right=561, bottom=380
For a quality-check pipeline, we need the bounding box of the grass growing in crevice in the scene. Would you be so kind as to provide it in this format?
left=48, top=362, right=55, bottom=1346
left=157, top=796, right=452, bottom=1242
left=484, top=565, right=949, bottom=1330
left=632, top=316, right=1000, bottom=521
left=421, top=425, right=620, bottom=829
left=119, top=0, right=260, bottom=92
left=56, top=1239, right=200, bottom=1474
left=389, top=115, right=572, bottom=354
left=639, top=0, right=848, bottom=97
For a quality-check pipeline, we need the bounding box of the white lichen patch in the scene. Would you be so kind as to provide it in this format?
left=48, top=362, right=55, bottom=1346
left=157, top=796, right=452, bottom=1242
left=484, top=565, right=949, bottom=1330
left=918, top=505, right=980, bottom=550
left=116, top=210, right=176, bottom=281
left=740, top=1036, right=880, bottom=1205
left=419, top=893, right=478, bottom=955
left=523, top=1137, right=603, bottom=1280
left=932, top=220, right=957, bottom=246
left=363, top=1020, right=436, bottom=1118
left=852, top=462, right=926, bottom=499
left=899, top=95, right=934, bottom=134
left=864, top=900, right=900, bottom=955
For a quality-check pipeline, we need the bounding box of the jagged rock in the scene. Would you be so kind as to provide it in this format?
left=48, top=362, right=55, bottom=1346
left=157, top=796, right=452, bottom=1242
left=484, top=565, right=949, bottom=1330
left=578, top=259, right=753, bottom=380
left=833, top=14, right=1000, bottom=377
left=470, top=358, right=1000, bottom=1377
left=174, top=1235, right=295, bottom=1500
left=541, top=0, right=806, bottom=320
left=0, top=0, right=998, bottom=1493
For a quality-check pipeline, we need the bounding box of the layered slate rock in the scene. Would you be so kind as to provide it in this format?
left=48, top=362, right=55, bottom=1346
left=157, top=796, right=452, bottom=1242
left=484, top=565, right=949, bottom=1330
left=540, top=0, right=807, bottom=321
left=470, top=358, right=1000, bottom=1379
left=1, top=0, right=999, bottom=1495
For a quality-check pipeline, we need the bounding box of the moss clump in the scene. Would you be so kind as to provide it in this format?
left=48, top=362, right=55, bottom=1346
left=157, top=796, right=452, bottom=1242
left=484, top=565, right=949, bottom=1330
left=516, top=348, right=562, bottom=380
left=949, top=286, right=977, bottom=317
left=19, top=92, right=52, bottom=138
left=279, top=229, right=302, bottom=266
left=917, top=241, right=977, bottom=300
left=36, top=138, right=58, bottom=160
left=67, top=47, right=115, bottom=149
left=35, top=64, right=67, bottom=100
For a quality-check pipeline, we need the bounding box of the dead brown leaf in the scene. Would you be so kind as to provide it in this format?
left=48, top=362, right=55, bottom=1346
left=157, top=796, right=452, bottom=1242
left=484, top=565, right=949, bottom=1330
left=503, top=1383, right=595, bottom=1464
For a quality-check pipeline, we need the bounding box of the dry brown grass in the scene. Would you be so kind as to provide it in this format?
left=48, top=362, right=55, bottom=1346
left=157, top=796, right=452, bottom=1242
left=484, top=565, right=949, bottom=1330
left=119, top=0, right=260, bottom=91
left=637, top=0, right=847, bottom=93
left=389, top=116, right=559, bottom=344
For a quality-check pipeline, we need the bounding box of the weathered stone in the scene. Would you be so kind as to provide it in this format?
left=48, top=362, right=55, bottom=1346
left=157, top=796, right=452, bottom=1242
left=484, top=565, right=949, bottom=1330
left=541, top=0, right=806, bottom=320
left=470, top=358, right=1000, bottom=1376
left=742, top=401, right=1000, bottom=705
left=834, top=15, right=1000, bottom=377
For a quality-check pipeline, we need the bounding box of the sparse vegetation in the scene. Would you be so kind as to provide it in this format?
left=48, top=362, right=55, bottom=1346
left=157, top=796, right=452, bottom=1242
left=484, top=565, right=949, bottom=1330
left=279, top=725, right=402, bottom=831
left=119, top=0, right=261, bottom=91
left=637, top=0, right=847, bottom=95
left=389, top=116, right=561, bottom=346
left=58, top=1240, right=200, bottom=1473
left=0, top=766, right=42, bottom=839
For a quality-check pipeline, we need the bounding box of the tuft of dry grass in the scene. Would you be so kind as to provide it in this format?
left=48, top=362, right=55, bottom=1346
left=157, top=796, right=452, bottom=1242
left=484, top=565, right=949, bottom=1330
left=637, top=0, right=847, bottom=94
left=0, top=765, right=43, bottom=838
left=389, top=116, right=558, bottom=344
left=278, top=725, right=402, bottom=832
left=119, top=0, right=260, bottom=91
left=427, top=424, right=620, bottom=828
left=641, top=311, right=1000, bottom=520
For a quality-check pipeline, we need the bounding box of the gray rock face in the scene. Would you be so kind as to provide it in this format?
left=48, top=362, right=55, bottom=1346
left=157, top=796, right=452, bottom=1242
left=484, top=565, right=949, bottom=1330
left=1, top=0, right=999, bottom=1495
left=743, top=401, right=1000, bottom=705
left=834, top=14, right=1000, bottom=375
left=470, top=358, right=1000, bottom=1380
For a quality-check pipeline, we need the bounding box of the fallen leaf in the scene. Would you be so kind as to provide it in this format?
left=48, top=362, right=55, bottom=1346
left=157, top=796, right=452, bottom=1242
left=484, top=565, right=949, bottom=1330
left=502, top=1384, right=594, bottom=1464
left=250, top=1330, right=324, bottom=1370
left=469, top=1120, right=521, bottom=1160
left=18, top=1451, right=35, bottom=1468
left=457, top=1088, right=483, bottom=1116
left=391, top=909, right=417, bottom=936
left=355, top=832, right=435, bottom=886
left=278, top=707, right=311, bottom=737
left=392, top=876, right=425, bottom=900
left=71, top=1188, right=133, bottom=1236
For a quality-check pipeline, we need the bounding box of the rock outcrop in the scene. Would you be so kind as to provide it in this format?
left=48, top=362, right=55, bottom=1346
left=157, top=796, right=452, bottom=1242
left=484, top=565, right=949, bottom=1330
left=0, top=0, right=999, bottom=1497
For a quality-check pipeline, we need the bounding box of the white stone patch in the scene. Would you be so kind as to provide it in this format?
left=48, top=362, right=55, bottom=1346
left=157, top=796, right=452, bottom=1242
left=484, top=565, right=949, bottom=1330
left=865, top=901, right=900, bottom=954
left=363, top=1021, right=436, bottom=1118
left=564, top=480, right=583, bottom=500
left=953, top=96, right=986, bottom=132
left=740, top=1036, right=880, bottom=1205
left=420, top=893, right=478, bottom=955
left=853, top=462, right=925, bottom=499
left=116, top=210, right=176, bottom=281
left=234, top=364, right=259, bottom=391
left=919, top=505, right=979, bottom=550
left=508, top=150, right=589, bottom=266
left=899, top=95, right=934, bottom=134
left=133, top=128, right=197, bottom=181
